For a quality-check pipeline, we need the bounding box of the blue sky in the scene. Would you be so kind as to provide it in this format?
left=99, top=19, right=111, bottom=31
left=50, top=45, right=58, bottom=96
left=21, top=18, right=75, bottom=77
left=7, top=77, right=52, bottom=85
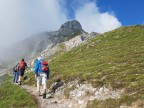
left=66, top=0, right=144, bottom=26
left=96, top=0, right=144, bottom=26
left=64, top=0, right=144, bottom=26
left=0, top=0, right=143, bottom=51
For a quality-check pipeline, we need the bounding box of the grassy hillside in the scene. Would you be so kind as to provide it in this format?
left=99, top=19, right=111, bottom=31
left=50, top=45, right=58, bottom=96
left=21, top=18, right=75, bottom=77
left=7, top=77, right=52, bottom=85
left=0, top=75, right=36, bottom=108
left=49, top=25, right=144, bottom=83
left=48, top=25, right=144, bottom=107
left=24, top=25, right=144, bottom=107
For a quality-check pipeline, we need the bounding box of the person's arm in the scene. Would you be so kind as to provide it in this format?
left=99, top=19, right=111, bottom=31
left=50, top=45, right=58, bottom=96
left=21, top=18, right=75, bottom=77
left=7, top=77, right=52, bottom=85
left=34, top=62, right=39, bottom=77
left=25, top=63, right=28, bottom=69
left=17, top=63, right=20, bottom=72
left=46, top=68, right=50, bottom=79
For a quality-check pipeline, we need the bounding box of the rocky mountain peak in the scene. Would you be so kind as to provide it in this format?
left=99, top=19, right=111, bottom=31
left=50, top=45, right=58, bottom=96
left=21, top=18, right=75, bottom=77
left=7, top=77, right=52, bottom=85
left=1, top=20, right=99, bottom=66
left=58, top=20, right=84, bottom=36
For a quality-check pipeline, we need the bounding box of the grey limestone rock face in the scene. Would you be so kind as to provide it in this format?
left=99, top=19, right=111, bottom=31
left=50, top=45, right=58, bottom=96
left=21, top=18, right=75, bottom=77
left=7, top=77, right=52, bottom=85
left=58, top=20, right=84, bottom=36
left=31, top=20, right=85, bottom=57
left=1, top=20, right=85, bottom=65
left=1, top=20, right=99, bottom=66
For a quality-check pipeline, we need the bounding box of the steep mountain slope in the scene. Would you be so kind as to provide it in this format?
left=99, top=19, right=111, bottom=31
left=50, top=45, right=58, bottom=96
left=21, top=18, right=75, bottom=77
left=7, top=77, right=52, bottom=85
left=1, top=20, right=87, bottom=65
left=27, top=20, right=85, bottom=57
left=47, top=25, right=144, bottom=107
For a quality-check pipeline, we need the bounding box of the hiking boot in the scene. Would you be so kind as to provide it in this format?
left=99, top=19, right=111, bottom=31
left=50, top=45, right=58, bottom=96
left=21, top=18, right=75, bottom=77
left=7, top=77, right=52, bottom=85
left=18, top=81, right=22, bottom=85
left=43, top=92, right=46, bottom=98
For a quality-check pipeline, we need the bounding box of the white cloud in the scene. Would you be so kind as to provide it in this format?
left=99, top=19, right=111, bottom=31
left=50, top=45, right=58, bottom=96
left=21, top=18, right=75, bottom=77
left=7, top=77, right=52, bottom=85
left=0, top=0, right=67, bottom=50
left=0, top=0, right=122, bottom=52
left=75, top=2, right=121, bottom=33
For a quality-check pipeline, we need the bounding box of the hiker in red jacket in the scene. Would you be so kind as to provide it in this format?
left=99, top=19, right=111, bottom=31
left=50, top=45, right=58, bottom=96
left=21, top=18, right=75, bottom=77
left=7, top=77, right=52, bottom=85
left=18, top=58, right=27, bottom=85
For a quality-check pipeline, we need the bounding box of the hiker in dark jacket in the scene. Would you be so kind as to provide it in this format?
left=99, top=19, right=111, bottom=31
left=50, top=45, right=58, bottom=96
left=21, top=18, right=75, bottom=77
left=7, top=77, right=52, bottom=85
left=18, top=59, right=27, bottom=85
left=13, top=63, right=19, bottom=83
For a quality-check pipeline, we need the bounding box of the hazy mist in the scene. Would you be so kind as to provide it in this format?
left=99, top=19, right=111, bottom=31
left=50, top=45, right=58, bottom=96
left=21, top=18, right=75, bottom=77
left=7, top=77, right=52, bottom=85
left=0, top=0, right=67, bottom=52
left=0, top=0, right=121, bottom=66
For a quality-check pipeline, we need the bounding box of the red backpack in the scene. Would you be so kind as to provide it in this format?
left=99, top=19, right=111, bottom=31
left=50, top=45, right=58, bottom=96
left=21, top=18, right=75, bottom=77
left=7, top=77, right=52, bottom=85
left=20, top=61, right=26, bottom=69
left=42, top=61, right=49, bottom=72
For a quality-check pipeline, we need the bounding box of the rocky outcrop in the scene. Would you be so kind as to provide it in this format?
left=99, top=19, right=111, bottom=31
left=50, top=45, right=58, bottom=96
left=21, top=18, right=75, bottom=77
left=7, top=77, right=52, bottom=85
left=1, top=20, right=99, bottom=67
left=58, top=20, right=85, bottom=36
left=22, top=80, right=122, bottom=108
left=34, top=32, right=99, bottom=60
left=27, top=32, right=99, bottom=70
left=30, top=20, right=85, bottom=57
left=1, top=20, right=87, bottom=65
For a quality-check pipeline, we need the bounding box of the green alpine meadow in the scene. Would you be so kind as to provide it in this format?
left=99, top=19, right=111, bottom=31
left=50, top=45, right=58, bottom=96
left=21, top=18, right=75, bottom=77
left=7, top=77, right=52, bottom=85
left=0, top=75, right=36, bottom=108
left=1, top=25, right=144, bottom=108
left=47, top=25, right=144, bottom=107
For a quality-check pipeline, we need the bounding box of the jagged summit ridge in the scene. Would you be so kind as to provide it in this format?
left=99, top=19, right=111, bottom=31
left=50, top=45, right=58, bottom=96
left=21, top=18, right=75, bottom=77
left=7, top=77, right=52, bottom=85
left=58, top=20, right=84, bottom=36
left=0, top=20, right=99, bottom=65
left=31, top=20, right=86, bottom=57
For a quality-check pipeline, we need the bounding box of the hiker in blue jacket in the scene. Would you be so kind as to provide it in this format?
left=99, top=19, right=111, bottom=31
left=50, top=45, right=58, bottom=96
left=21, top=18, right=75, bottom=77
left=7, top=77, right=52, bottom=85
left=34, top=57, right=49, bottom=98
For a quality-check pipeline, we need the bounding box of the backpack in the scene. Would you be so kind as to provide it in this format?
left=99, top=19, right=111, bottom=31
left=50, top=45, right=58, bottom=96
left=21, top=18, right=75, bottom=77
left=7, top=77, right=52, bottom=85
left=13, top=63, right=19, bottom=72
left=13, top=66, right=17, bottom=72
left=41, top=61, right=50, bottom=79
left=20, top=61, right=26, bottom=69
left=41, top=61, right=49, bottom=72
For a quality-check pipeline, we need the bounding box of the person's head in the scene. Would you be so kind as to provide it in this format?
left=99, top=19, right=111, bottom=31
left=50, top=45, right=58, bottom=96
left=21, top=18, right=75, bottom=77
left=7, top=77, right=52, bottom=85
left=21, top=58, right=24, bottom=61
left=37, top=57, right=43, bottom=61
